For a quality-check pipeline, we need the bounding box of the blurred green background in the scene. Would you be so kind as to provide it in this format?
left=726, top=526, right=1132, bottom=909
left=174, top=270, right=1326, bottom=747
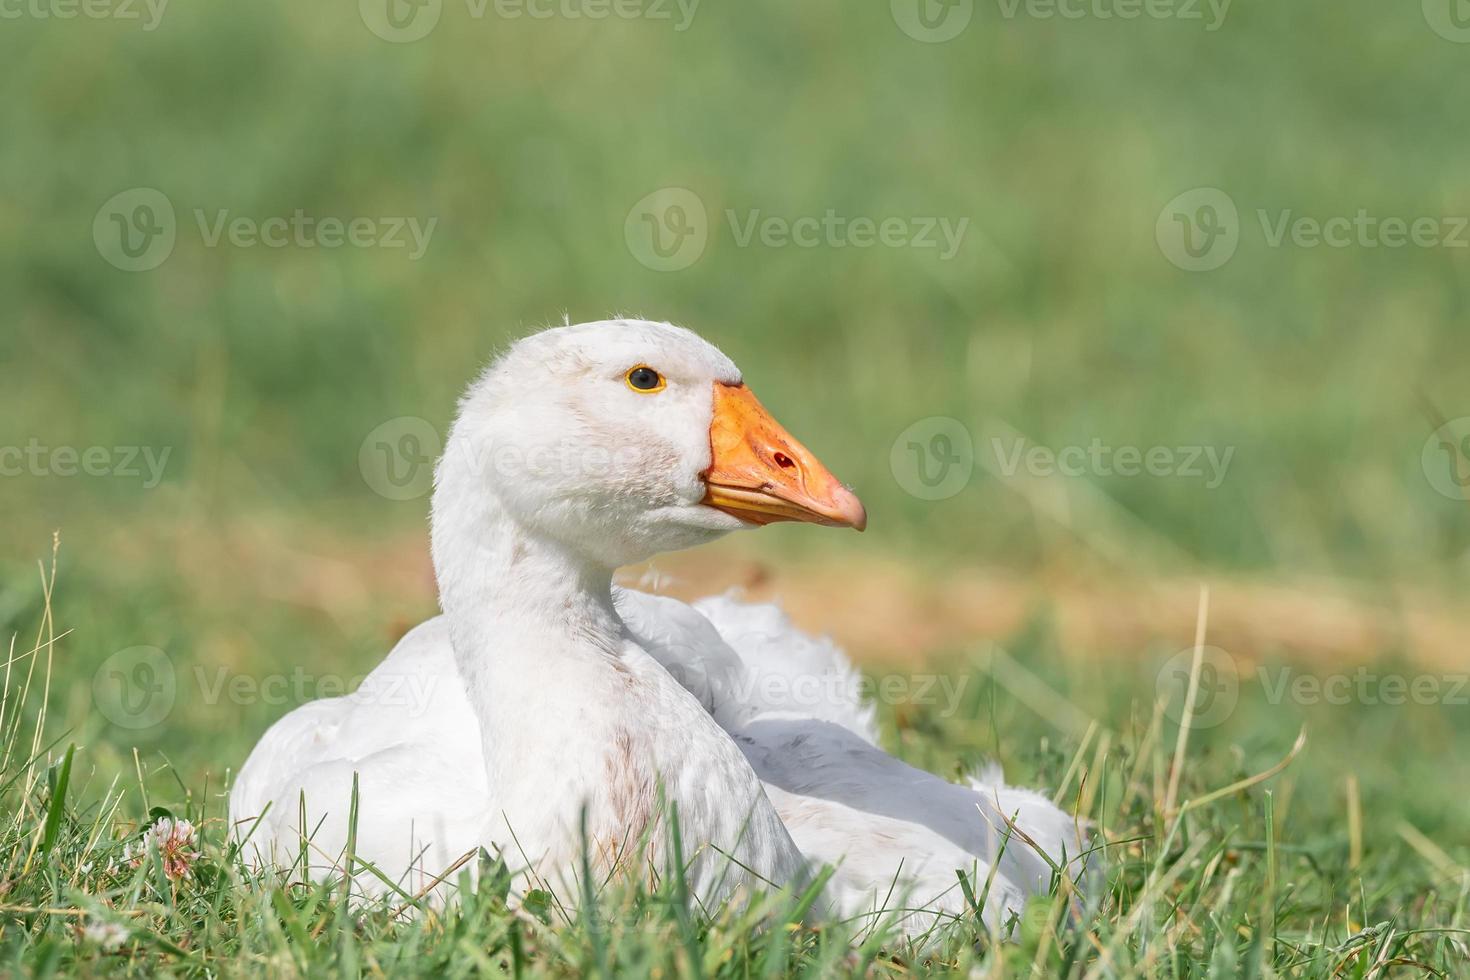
left=2, top=0, right=1469, bottom=786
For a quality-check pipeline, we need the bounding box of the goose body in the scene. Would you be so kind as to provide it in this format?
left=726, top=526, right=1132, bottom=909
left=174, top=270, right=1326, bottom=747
left=635, top=592, right=1085, bottom=930
left=229, top=319, right=1089, bottom=934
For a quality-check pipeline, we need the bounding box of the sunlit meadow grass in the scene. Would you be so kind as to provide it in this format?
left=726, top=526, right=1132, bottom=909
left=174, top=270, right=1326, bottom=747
left=4, top=0, right=1470, bottom=974
left=3, top=548, right=1467, bottom=977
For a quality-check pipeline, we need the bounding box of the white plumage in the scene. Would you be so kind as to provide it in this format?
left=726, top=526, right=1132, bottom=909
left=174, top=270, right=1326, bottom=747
left=229, top=319, right=1092, bottom=937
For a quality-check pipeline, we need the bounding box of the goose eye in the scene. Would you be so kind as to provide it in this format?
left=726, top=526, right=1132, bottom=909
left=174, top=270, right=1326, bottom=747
left=625, top=366, right=666, bottom=393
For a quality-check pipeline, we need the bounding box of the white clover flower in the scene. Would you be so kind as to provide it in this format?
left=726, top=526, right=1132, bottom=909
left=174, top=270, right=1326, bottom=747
left=134, top=817, right=200, bottom=881
left=81, top=920, right=130, bottom=952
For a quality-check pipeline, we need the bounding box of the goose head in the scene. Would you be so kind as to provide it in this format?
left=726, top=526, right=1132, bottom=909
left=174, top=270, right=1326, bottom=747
left=433, top=319, right=865, bottom=571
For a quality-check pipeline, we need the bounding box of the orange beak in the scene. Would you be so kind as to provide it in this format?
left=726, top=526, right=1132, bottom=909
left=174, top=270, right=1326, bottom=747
left=701, top=383, right=867, bottom=531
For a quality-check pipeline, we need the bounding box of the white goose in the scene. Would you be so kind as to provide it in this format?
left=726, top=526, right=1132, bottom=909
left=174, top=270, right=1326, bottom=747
left=230, top=319, right=1091, bottom=935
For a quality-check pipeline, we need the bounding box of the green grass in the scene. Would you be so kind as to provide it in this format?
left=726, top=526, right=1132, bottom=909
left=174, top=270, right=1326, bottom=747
left=4, top=0, right=1470, bottom=974
left=3, top=554, right=1468, bottom=976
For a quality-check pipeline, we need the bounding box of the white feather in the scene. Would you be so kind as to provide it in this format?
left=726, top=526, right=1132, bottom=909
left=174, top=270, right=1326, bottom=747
left=229, top=319, right=1094, bottom=936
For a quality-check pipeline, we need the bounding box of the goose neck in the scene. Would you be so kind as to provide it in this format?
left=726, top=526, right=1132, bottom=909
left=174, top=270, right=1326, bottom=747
left=432, top=493, right=622, bottom=656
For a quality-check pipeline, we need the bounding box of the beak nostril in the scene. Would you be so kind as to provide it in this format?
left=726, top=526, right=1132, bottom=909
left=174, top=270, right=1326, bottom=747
left=773, top=451, right=795, bottom=470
